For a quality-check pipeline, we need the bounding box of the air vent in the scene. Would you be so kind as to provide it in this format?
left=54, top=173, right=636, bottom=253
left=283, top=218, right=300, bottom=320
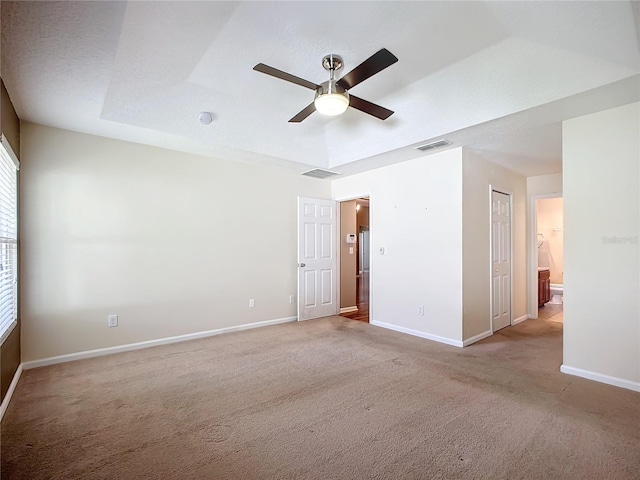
left=300, top=168, right=342, bottom=179
left=415, top=139, right=451, bottom=151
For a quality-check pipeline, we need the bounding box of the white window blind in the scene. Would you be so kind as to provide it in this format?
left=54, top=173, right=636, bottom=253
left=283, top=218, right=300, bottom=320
left=0, top=138, right=18, bottom=342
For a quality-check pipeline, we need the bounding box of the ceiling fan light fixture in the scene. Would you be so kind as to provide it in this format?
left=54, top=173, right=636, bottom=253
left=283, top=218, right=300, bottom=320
left=314, top=92, right=349, bottom=116
left=314, top=79, right=349, bottom=116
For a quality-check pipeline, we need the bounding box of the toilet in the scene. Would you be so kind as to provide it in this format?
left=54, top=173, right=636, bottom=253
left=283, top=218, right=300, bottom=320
left=549, top=284, right=563, bottom=304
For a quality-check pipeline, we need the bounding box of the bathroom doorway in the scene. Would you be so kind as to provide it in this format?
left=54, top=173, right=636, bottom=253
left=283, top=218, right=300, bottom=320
left=535, top=196, right=563, bottom=323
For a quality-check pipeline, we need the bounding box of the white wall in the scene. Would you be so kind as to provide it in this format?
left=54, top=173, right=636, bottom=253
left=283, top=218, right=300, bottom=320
left=527, top=173, right=563, bottom=197
left=462, top=150, right=527, bottom=340
left=332, top=149, right=464, bottom=345
left=562, top=102, right=639, bottom=390
left=19, top=123, right=330, bottom=361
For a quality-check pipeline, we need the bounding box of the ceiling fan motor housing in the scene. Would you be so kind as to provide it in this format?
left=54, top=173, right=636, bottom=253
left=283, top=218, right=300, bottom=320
left=315, top=79, right=348, bottom=99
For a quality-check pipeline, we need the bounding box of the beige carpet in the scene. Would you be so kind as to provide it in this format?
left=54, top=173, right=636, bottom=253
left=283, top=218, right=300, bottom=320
left=2, top=316, right=639, bottom=479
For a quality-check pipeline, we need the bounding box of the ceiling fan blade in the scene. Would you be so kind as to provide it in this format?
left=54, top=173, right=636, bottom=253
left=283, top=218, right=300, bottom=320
left=336, top=48, right=398, bottom=90
left=349, top=95, right=394, bottom=120
left=253, top=63, right=320, bottom=90
left=289, top=103, right=316, bottom=123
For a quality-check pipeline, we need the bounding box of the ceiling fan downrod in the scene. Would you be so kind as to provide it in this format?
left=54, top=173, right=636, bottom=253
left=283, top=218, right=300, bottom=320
left=316, top=54, right=349, bottom=114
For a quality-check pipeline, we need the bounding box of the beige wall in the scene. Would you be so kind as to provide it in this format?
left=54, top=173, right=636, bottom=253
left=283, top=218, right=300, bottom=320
left=536, top=197, right=564, bottom=284
left=339, top=200, right=357, bottom=309
left=19, top=123, right=330, bottom=361
left=357, top=205, right=369, bottom=231
left=462, top=150, right=527, bottom=340
left=0, top=78, right=21, bottom=403
left=562, top=102, right=639, bottom=388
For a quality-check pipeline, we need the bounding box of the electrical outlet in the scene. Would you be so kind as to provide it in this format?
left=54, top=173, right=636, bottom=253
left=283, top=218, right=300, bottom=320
left=249, top=299, right=255, bottom=308
left=289, top=295, right=295, bottom=304
left=108, top=314, right=118, bottom=327
left=418, top=306, right=424, bottom=316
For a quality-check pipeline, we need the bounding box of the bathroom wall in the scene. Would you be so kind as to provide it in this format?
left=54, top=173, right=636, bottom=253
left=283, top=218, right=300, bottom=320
left=537, top=197, right=564, bottom=284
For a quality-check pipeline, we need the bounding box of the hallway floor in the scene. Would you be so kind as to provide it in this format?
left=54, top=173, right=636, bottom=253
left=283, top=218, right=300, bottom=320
left=538, top=303, right=563, bottom=323
left=340, top=272, right=369, bottom=323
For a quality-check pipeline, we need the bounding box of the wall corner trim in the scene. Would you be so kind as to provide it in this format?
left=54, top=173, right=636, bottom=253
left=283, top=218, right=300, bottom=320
left=462, top=330, right=493, bottom=347
left=22, top=316, right=297, bottom=370
left=0, top=363, right=23, bottom=422
left=371, top=320, right=463, bottom=347
left=513, top=314, right=529, bottom=325
left=560, top=364, right=640, bottom=393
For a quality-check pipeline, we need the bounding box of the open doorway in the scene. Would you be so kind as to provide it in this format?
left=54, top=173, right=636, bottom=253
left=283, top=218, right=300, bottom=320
left=535, top=196, right=563, bottom=323
left=339, top=198, right=370, bottom=323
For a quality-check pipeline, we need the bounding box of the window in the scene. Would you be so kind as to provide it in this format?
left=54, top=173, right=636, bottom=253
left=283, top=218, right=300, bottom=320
left=0, top=136, right=18, bottom=342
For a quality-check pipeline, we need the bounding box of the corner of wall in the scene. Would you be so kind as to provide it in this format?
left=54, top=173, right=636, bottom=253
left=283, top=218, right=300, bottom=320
left=461, top=149, right=528, bottom=341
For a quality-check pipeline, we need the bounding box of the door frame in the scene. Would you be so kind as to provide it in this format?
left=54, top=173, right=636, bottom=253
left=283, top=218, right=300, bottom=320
left=528, top=192, right=563, bottom=319
left=335, top=192, right=372, bottom=320
left=489, top=186, right=514, bottom=333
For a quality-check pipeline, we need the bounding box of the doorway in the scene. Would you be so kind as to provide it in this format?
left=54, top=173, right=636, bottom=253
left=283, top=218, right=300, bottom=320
left=339, top=198, right=370, bottom=323
left=535, top=196, right=564, bottom=323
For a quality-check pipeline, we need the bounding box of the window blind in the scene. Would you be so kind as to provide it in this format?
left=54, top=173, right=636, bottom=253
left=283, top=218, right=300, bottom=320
left=0, top=140, right=18, bottom=342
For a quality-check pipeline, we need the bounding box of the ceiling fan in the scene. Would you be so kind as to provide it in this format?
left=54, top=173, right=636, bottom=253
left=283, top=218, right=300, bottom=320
left=253, top=48, right=398, bottom=123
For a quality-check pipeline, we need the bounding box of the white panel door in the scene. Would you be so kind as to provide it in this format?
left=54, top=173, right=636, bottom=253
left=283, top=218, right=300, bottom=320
left=298, top=197, right=337, bottom=321
left=491, top=191, right=511, bottom=331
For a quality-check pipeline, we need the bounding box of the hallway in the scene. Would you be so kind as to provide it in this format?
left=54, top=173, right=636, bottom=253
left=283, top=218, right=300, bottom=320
left=340, top=273, right=369, bottom=323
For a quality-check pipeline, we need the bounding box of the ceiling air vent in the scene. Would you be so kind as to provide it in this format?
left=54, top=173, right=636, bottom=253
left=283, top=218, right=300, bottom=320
left=300, top=168, right=342, bottom=179
left=415, top=139, right=451, bottom=152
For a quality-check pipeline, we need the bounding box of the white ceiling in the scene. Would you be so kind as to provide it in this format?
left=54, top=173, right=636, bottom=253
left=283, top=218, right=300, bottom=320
left=2, top=1, right=639, bottom=177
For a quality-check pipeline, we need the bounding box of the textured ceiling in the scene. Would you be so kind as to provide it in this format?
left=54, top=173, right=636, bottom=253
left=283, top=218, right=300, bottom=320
left=2, top=1, right=639, bottom=176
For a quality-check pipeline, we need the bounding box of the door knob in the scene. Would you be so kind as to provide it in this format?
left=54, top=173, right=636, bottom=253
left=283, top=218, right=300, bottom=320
left=299, top=263, right=306, bottom=267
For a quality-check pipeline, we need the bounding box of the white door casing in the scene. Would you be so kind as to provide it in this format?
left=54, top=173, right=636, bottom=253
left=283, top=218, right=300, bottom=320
left=491, top=190, right=511, bottom=331
left=298, top=197, right=338, bottom=321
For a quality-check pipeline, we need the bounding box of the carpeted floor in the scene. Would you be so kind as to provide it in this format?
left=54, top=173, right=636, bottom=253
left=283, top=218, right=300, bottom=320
left=1, top=316, right=639, bottom=479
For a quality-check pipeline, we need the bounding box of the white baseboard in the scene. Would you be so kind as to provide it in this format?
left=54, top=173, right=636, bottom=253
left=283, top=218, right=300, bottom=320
left=22, top=316, right=297, bottom=370
left=371, top=321, right=463, bottom=348
left=0, top=363, right=23, bottom=422
left=462, top=330, right=493, bottom=347
left=513, top=314, right=529, bottom=325
left=339, top=306, right=358, bottom=314
left=560, top=364, right=640, bottom=393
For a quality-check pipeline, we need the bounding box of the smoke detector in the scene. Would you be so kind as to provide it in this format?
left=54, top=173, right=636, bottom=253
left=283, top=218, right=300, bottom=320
left=199, top=112, right=213, bottom=125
